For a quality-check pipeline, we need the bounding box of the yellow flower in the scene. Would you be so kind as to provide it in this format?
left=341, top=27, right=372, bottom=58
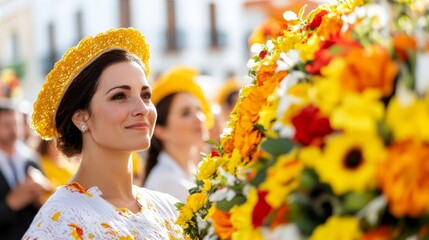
left=296, top=35, right=321, bottom=62
left=202, top=179, right=212, bottom=193
left=316, top=133, right=385, bottom=195
left=175, top=206, right=193, bottom=228
left=330, top=90, right=384, bottom=134
left=313, top=60, right=344, bottom=114
left=299, top=146, right=322, bottom=168
left=197, top=155, right=224, bottom=180
left=230, top=188, right=264, bottom=240
left=309, top=216, right=362, bottom=240
left=186, top=193, right=208, bottom=212
left=227, top=148, right=243, bottom=174
left=386, top=96, right=429, bottom=142
left=260, top=150, right=303, bottom=208
left=258, top=93, right=278, bottom=134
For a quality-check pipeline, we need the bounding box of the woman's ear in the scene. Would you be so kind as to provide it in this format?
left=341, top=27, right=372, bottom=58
left=72, top=110, right=89, bottom=131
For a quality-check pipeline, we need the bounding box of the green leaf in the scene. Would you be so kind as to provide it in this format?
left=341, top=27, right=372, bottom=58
left=299, top=168, right=320, bottom=190
left=253, top=123, right=265, bottom=133
left=261, top=137, right=294, bottom=158
left=298, top=4, right=308, bottom=21
left=342, top=191, right=376, bottom=213
left=216, top=194, right=247, bottom=211
left=175, top=202, right=185, bottom=209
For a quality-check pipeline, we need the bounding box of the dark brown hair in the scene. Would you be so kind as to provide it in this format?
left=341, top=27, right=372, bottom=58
left=55, top=49, right=144, bottom=157
left=143, top=93, right=177, bottom=183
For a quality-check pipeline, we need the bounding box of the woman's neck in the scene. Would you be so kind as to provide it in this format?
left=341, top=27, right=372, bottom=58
left=162, top=144, right=200, bottom=175
left=71, top=148, right=134, bottom=200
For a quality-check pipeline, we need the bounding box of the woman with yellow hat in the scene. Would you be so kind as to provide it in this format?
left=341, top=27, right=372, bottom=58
left=24, top=28, right=183, bottom=239
left=143, top=66, right=213, bottom=203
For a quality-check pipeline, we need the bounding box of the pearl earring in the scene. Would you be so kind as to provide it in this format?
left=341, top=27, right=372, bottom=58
left=81, top=125, right=88, bottom=133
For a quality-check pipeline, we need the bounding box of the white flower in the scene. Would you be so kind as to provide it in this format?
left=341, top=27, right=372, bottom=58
left=266, top=40, right=274, bottom=52
left=250, top=43, right=264, bottom=54
left=196, top=213, right=208, bottom=229
left=262, top=224, right=302, bottom=240
left=208, top=187, right=236, bottom=202
left=356, top=195, right=387, bottom=225
left=283, top=11, right=298, bottom=21
left=247, top=58, right=258, bottom=69
left=218, top=167, right=235, bottom=186
left=209, top=187, right=228, bottom=202
left=279, top=71, right=306, bottom=90
left=276, top=50, right=300, bottom=72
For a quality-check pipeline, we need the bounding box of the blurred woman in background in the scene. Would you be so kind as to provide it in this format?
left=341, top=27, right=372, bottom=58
left=144, top=66, right=213, bottom=203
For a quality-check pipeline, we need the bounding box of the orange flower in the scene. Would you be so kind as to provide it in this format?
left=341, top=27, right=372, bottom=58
left=377, top=141, right=429, bottom=217
left=248, top=17, right=287, bottom=46
left=232, top=71, right=282, bottom=161
left=211, top=208, right=235, bottom=240
left=339, top=45, right=398, bottom=96
left=393, top=33, right=417, bottom=61
left=362, top=226, right=394, bottom=240
left=270, top=205, right=289, bottom=230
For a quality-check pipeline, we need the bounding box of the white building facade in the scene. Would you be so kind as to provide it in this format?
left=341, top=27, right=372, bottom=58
left=1, top=0, right=267, bottom=103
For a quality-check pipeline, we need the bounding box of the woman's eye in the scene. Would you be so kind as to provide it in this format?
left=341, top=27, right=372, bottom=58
left=141, top=92, right=152, bottom=100
left=181, top=109, right=191, bottom=117
left=112, top=93, right=126, bottom=100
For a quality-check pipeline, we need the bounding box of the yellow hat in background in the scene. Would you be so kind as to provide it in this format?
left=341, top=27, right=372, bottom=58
left=216, top=78, right=241, bottom=106
left=151, top=66, right=214, bottom=128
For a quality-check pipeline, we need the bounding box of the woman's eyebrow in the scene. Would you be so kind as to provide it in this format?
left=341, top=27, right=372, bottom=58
left=105, top=85, right=131, bottom=95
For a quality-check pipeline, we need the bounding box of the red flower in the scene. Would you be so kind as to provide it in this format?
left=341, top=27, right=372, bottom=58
left=252, top=191, right=272, bottom=227
left=306, top=32, right=361, bottom=75
left=259, top=50, right=267, bottom=59
left=210, top=149, right=221, bottom=157
left=291, top=105, right=333, bottom=146
left=306, top=10, right=329, bottom=30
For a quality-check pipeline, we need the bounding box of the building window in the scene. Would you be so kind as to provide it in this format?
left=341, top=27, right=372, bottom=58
left=76, top=10, right=84, bottom=41
left=208, top=2, right=226, bottom=49
left=120, top=0, right=131, bottom=28
left=166, top=0, right=178, bottom=52
left=209, top=3, right=219, bottom=49
left=11, top=33, right=20, bottom=61
left=44, top=23, right=57, bottom=74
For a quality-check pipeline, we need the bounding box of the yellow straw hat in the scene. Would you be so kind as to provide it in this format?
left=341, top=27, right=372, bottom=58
left=32, top=28, right=150, bottom=140
left=151, top=66, right=214, bottom=129
left=216, top=78, right=241, bottom=106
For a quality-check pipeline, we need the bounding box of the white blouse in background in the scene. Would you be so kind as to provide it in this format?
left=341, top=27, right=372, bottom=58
left=144, top=151, right=195, bottom=203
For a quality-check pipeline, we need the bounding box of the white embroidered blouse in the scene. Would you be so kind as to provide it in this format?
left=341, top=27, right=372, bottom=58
left=23, top=182, right=184, bottom=240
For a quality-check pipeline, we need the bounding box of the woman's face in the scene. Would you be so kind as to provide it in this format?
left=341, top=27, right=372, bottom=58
left=160, top=92, right=208, bottom=148
left=84, top=61, right=157, bottom=152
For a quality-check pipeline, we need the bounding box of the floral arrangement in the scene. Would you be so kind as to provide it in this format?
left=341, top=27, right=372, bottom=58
left=0, top=68, right=22, bottom=99
left=176, top=0, right=429, bottom=239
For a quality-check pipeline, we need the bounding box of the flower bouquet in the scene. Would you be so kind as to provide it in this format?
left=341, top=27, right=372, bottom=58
left=176, top=0, right=429, bottom=239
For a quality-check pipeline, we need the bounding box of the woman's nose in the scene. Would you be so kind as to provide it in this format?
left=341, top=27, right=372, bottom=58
left=133, top=97, right=149, bottom=116
left=195, top=111, right=206, bottom=123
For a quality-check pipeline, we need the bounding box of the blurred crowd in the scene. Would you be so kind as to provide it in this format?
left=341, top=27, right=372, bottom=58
left=0, top=66, right=242, bottom=239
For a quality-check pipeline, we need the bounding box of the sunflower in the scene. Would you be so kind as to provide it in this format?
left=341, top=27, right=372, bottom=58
left=316, top=133, right=385, bottom=195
